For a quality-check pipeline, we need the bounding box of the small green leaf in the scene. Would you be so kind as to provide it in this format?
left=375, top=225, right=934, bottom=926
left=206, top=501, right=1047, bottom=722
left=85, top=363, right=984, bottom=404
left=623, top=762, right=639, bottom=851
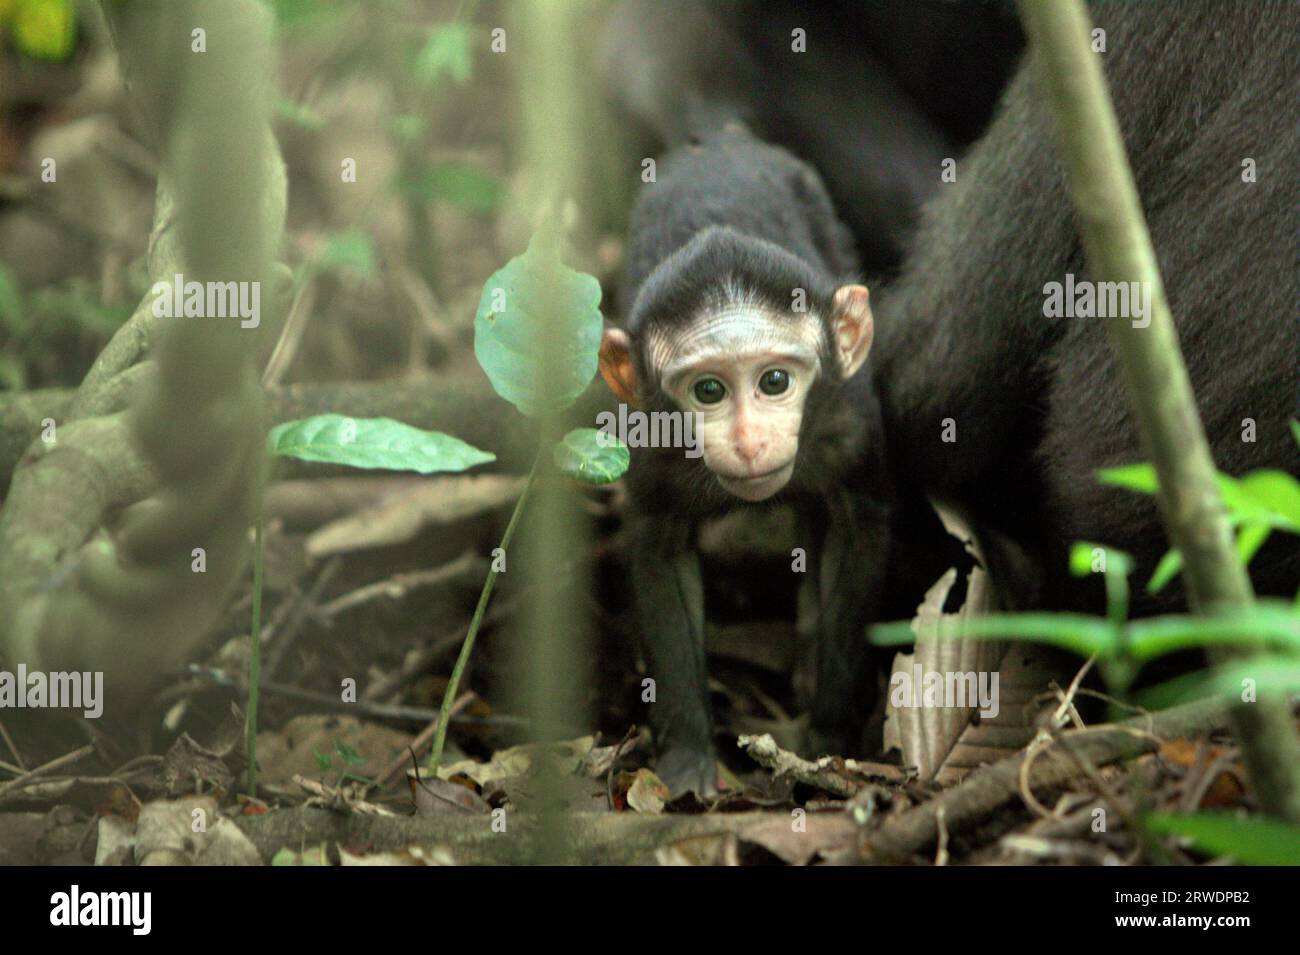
left=13, top=0, right=76, bottom=61
left=1125, top=603, right=1300, bottom=661
left=1145, top=812, right=1300, bottom=865
left=1137, top=656, right=1300, bottom=710
left=334, top=740, right=364, bottom=766
left=872, top=613, right=1119, bottom=658
left=474, top=237, right=603, bottom=417
left=395, top=161, right=504, bottom=213
left=1146, top=549, right=1183, bottom=593
left=1097, top=463, right=1158, bottom=494
left=1238, top=470, right=1300, bottom=531
left=1236, top=523, right=1272, bottom=567
left=274, top=97, right=327, bottom=131
left=413, top=22, right=473, bottom=88
left=268, top=414, right=495, bottom=474
left=1291, top=419, right=1300, bottom=448
left=312, top=229, right=378, bottom=278
left=553, top=428, right=629, bottom=484
left=1069, top=542, right=1098, bottom=578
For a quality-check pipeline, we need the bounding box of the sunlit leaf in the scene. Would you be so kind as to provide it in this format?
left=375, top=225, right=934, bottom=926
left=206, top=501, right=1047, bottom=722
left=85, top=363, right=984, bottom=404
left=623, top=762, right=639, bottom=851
left=267, top=414, right=494, bottom=474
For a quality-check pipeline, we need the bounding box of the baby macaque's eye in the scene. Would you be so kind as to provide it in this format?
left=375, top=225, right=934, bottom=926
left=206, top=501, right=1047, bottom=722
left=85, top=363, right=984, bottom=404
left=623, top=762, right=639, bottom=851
left=758, top=368, right=791, bottom=395
left=692, top=378, right=727, bottom=404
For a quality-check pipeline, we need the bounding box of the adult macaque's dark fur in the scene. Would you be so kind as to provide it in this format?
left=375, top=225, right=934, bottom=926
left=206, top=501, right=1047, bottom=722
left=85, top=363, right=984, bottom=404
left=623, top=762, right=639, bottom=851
left=602, top=0, right=1020, bottom=273
left=874, top=0, right=1300, bottom=610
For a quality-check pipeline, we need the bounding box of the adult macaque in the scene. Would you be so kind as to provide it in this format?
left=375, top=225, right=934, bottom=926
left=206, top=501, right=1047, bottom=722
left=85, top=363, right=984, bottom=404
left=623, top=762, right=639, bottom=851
left=601, top=124, right=893, bottom=795
left=873, top=0, right=1300, bottom=611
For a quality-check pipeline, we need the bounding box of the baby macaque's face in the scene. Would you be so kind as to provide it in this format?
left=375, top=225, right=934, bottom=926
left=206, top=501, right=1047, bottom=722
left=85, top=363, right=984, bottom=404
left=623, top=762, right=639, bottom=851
left=600, top=286, right=874, bottom=502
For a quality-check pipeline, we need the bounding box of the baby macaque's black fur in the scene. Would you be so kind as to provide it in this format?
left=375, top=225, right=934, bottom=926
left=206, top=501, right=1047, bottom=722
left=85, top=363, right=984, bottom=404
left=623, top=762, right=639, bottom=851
left=615, top=124, right=900, bottom=794
left=874, top=0, right=1300, bottom=611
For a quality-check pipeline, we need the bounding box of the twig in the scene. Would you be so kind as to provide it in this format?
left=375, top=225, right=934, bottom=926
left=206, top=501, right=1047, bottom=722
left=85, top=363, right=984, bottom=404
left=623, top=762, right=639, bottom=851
left=264, top=555, right=343, bottom=679
left=864, top=696, right=1231, bottom=859
left=377, top=692, right=475, bottom=788
left=317, top=552, right=477, bottom=620
left=0, top=744, right=96, bottom=801
left=0, top=719, right=26, bottom=771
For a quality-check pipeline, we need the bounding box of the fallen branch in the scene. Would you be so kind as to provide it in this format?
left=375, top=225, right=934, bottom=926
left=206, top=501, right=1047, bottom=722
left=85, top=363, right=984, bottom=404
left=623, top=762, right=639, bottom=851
left=863, top=696, right=1231, bottom=860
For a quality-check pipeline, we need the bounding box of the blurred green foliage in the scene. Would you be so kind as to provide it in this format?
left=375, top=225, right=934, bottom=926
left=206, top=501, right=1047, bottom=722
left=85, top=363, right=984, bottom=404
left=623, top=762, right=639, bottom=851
left=2, top=0, right=76, bottom=61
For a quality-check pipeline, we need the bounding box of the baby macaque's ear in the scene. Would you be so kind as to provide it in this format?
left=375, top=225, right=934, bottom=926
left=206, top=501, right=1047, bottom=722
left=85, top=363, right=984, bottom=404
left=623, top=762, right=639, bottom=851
left=599, top=327, right=639, bottom=404
left=830, top=285, right=874, bottom=380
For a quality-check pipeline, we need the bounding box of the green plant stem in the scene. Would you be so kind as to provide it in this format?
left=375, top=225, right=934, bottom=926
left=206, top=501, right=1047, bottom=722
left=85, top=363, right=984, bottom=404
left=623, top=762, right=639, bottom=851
left=1017, top=0, right=1300, bottom=821
left=247, top=509, right=264, bottom=796
left=428, top=450, right=543, bottom=775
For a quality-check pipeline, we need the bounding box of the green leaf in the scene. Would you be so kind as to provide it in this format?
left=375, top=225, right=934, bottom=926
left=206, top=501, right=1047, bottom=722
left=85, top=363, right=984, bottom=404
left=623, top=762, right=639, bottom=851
left=1291, top=419, right=1300, bottom=448
left=1238, top=470, right=1300, bottom=532
left=267, top=414, right=495, bottom=474
left=1146, top=549, right=1182, bottom=593
left=1124, top=603, right=1300, bottom=661
left=1236, top=523, right=1272, bottom=567
left=12, top=0, right=76, bottom=61
left=1097, top=463, right=1158, bottom=494
left=872, top=613, right=1119, bottom=658
left=274, top=97, right=327, bottom=131
left=395, top=161, right=504, bottom=213
left=1136, top=656, right=1300, bottom=710
left=312, top=229, right=377, bottom=278
left=1069, top=541, right=1099, bottom=577
left=413, top=22, right=473, bottom=88
left=1099, top=464, right=1265, bottom=520
left=473, top=237, right=603, bottom=417
left=1145, top=812, right=1300, bottom=865
left=1069, top=541, right=1133, bottom=579
left=553, top=428, right=630, bottom=484
left=334, top=740, right=364, bottom=766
